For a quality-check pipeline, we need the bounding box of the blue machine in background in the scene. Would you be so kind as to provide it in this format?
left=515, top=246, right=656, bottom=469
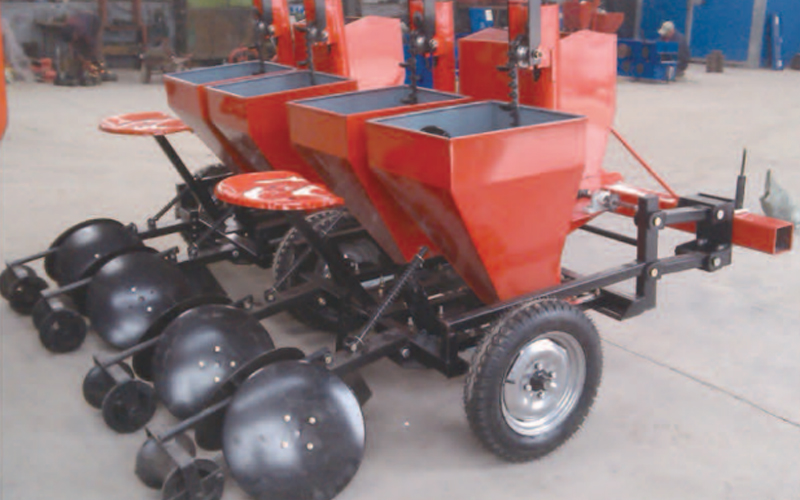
left=468, top=7, right=494, bottom=32
left=617, top=39, right=679, bottom=82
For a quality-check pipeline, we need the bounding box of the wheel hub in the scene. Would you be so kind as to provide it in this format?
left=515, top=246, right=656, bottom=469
left=501, top=332, right=586, bottom=437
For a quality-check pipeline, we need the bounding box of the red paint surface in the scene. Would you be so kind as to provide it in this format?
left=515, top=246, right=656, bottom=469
left=366, top=102, right=588, bottom=303
left=215, top=171, right=343, bottom=211
left=99, top=112, right=190, bottom=136
left=288, top=88, right=469, bottom=262
left=344, top=17, right=405, bottom=90
left=205, top=72, right=357, bottom=183
left=164, top=62, right=294, bottom=174
left=459, top=5, right=618, bottom=196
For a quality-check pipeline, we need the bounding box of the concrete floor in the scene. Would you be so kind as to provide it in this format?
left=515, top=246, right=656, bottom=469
left=1, top=65, right=799, bottom=500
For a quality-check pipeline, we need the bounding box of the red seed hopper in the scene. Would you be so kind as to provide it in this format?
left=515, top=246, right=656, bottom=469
left=204, top=71, right=357, bottom=183
left=287, top=86, right=470, bottom=263
left=366, top=101, right=588, bottom=303
left=163, top=61, right=295, bottom=173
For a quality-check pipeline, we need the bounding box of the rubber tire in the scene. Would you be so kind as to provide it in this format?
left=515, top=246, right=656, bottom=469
left=38, top=308, right=87, bottom=353
left=1, top=265, right=48, bottom=315
left=463, top=299, right=603, bottom=462
left=272, top=209, right=364, bottom=334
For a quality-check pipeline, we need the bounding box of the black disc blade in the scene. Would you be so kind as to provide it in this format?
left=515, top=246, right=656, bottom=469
left=87, top=252, right=196, bottom=349
left=153, top=304, right=275, bottom=420
left=47, top=218, right=143, bottom=284
left=222, top=361, right=365, bottom=500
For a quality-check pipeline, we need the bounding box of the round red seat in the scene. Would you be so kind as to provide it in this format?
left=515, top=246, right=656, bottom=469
left=99, top=112, right=191, bottom=136
left=214, top=171, right=344, bottom=211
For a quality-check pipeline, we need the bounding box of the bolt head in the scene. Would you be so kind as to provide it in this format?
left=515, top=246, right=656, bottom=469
left=524, top=384, right=532, bottom=392
left=716, top=209, right=725, bottom=220
left=308, top=417, right=316, bottom=425
left=213, top=376, right=220, bottom=383
left=280, top=441, right=288, bottom=449
left=198, top=361, right=205, bottom=368
left=230, top=361, right=236, bottom=368
left=284, top=415, right=291, bottom=422
left=306, top=443, right=314, bottom=451
left=653, top=216, right=663, bottom=227
left=214, top=346, right=221, bottom=352
left=711, top=256, right=722, bottom=268
left=650, top=267, right=659, bottom=278
left=317, top=297, right=327, bottom=306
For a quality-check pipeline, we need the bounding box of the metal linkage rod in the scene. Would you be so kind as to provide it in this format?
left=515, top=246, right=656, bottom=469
left=348, top=247, right=428, bottom=351
left=265, top=210, right=346, bottom=296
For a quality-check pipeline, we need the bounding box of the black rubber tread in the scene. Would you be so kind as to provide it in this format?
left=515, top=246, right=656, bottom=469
left=38, top=308, right=87, bottom=353
left=463, top=299, right=603, bottom=463
left=272, top=209, right=363, bottom=334
left=3, top=265, right=48, bottom=315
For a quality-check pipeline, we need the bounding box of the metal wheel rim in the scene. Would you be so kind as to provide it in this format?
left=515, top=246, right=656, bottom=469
left=501, top=331, right=586, bottom=437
